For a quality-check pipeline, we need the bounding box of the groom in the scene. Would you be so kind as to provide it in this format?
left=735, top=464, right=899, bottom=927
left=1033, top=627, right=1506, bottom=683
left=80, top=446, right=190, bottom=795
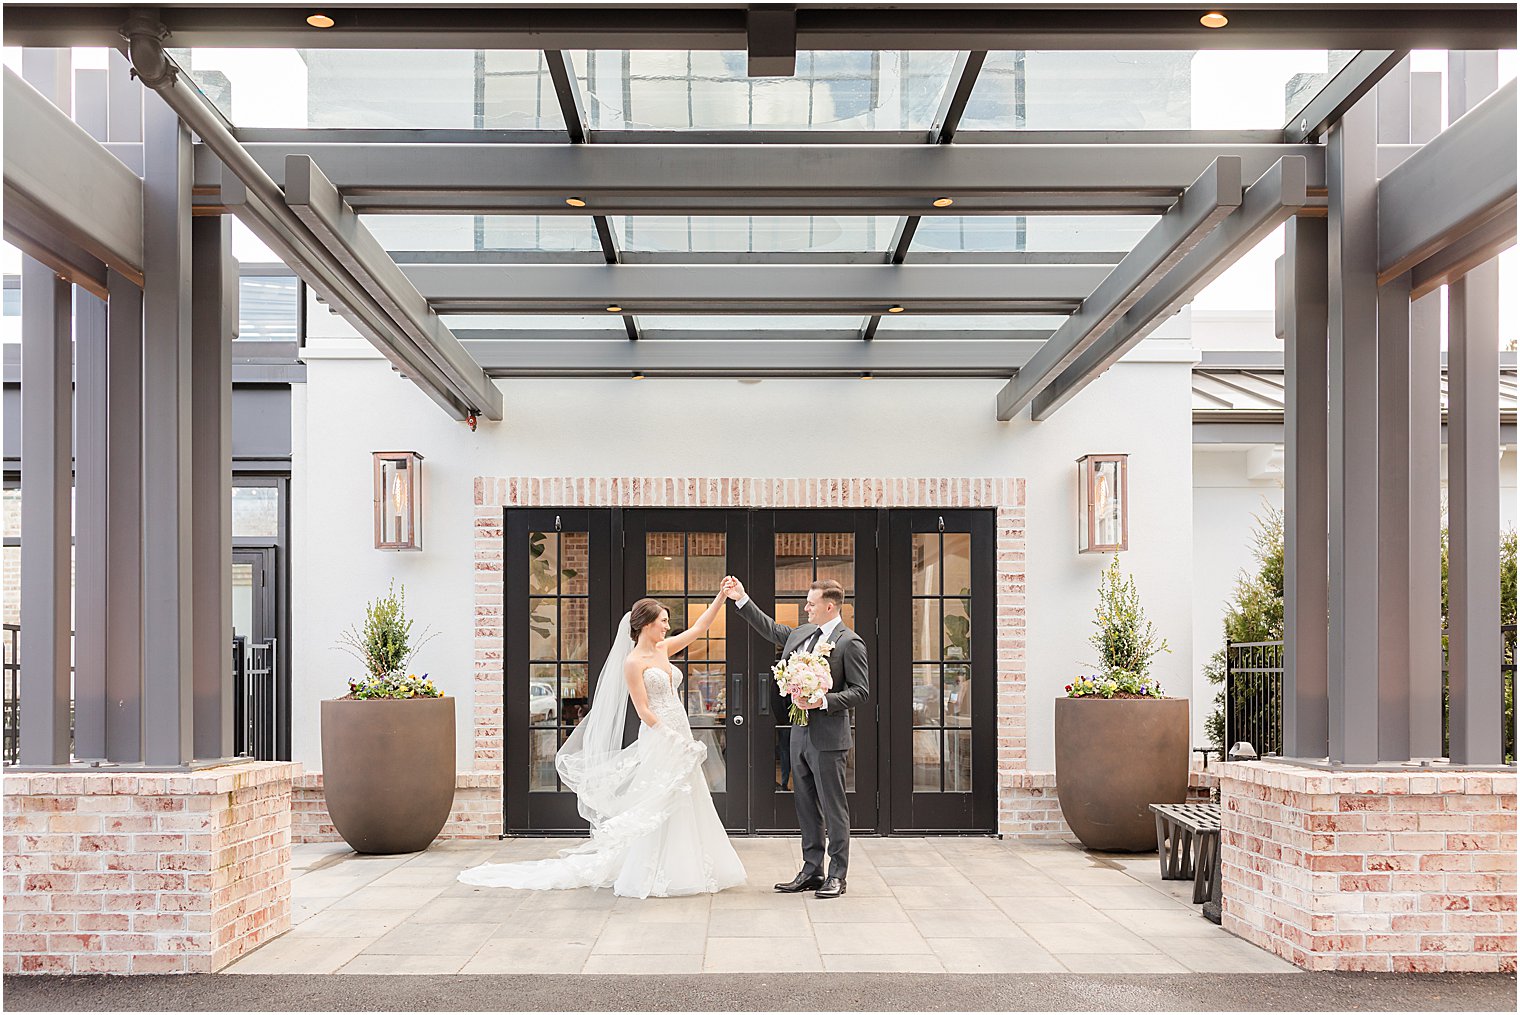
left=724, top=575, right=869, bottom=899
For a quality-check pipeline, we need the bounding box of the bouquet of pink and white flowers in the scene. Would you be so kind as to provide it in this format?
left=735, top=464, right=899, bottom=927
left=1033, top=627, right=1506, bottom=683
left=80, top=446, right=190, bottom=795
left=772, top=640, right=834, bottom=726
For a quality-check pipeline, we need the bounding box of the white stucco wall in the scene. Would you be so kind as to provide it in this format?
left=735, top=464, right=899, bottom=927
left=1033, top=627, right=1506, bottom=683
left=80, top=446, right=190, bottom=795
left=289, top=336, right=1197, bottom=775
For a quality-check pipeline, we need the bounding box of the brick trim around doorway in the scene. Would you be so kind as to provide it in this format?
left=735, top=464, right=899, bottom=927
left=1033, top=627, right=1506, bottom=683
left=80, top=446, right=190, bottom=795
left=469, top=476, right=1048, bottom=839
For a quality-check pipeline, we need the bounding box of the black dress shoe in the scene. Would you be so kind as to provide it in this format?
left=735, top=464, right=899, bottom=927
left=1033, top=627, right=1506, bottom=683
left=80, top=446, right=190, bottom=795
left=814, top=876, right=847, bottom=899
left=774, top=871, right=825, bottom=893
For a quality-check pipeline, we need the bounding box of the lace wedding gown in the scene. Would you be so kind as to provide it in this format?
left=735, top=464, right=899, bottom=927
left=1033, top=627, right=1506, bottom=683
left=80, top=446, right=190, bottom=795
left=459, top=665, right=746, bottom=898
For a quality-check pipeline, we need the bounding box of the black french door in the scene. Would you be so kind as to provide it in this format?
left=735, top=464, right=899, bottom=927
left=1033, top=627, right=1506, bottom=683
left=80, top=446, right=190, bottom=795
left=504, top=507, right=992, bottom=835
left=887, top=510, right=997, bottom=833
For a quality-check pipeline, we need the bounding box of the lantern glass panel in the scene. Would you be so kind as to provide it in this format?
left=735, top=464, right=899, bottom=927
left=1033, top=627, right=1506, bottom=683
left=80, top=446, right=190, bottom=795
left=1093, top=459, right=1124, bottom=548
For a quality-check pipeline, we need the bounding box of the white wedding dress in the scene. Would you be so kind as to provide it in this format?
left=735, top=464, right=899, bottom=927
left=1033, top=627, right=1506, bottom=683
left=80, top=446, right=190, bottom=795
left=459, top=662, right=746, bottom=898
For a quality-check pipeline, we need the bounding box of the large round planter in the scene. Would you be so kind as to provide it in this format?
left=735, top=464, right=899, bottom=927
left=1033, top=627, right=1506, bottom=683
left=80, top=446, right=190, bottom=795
left=320, top=696, right=455, bottom=854
left=1054, top=696, right=1189, bottom=852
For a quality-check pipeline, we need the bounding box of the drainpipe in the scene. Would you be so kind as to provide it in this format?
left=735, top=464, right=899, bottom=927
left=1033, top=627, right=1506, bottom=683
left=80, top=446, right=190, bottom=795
left=119, top=9, right=493, bottom=422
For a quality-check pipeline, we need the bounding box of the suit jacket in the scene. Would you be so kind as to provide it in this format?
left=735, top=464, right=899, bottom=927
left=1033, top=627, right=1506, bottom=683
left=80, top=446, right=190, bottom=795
left=736, top=597, right=869, bottom=752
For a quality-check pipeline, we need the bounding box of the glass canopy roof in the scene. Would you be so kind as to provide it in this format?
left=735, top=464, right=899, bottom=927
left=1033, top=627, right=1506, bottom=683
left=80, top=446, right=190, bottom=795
left=135, top=43, right=1498, bottom=345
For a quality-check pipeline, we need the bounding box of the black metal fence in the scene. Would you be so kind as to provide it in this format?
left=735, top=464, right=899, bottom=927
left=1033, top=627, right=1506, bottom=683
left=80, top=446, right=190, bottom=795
left=2, top=626, right=280, bottom=765
left=1226, top=625, right=1518, bottom=763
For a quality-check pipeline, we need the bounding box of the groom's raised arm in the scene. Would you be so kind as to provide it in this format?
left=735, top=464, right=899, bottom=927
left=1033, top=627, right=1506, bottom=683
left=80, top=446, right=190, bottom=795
left=733, top=594, right=794, bottom=648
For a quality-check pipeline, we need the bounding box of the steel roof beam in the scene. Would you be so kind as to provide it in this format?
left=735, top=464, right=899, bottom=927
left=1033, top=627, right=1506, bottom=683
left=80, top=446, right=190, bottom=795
left=207, top=142, right=1326, bottom=216
left=3, top=67, right=144, bottom=295
left=458, top=338, right=1048, bottom=377
left=995, top=157, right=1245, bottom=420
left=1285, top=50, right=1409, bottom=143
left=399, top=263, right=1110, bottom=314
left=1378, top=79, right=1516, bottom=292
left=283, top=155, right=504, bottom=418
left=8, top=5, right=1512, bottom=51
left=229, top=127, right=1293, bottom=146
left=1028, top=156, right=1310, bottom=420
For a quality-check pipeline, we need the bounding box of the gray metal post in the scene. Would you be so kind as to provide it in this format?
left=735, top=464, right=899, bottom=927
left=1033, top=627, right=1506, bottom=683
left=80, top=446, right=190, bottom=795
left=191, top=216, right=236, bottom=762
left=1281, top=217, right=1330, bottom=760
left=1376, top=271, right=1412, bottom=761
left=105, top=269, right=144, bottom=764
left=18, top=257, right=74, bottom=766
left=1325, top=95, right=1381, bottom=765
left=1407, top=62, right=1446, bottom=760
left=1445, top=50, right=1503, bottom=766
left=73, top=289, right=109, bottom=761
left=140, top=92, right=195, bottom=768
left=1408, top=289, right=1444, bottom=759
left=106, top=49, right=142, bottom=142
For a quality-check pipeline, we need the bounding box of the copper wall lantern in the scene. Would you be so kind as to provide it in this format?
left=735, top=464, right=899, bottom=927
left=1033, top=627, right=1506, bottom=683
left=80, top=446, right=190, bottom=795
left=373, top=451, right=423, bottom=551
left=1077, top=453, right=1128, bottom=554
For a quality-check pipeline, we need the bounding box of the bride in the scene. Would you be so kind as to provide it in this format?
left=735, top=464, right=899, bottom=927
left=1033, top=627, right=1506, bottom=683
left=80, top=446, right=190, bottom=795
left=459, top=585, right=746, bottom=898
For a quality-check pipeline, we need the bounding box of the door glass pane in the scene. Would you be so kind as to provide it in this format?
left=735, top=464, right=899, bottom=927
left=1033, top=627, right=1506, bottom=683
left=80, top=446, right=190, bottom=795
left=912, top=664, right=941, bottom=726
left=775, top=533, right=814, bottom=592
left=942, top=533, right=972, bottom=596
left=911, top=533, right=938, bottom=595
left=816, top=533, right=855, bottom=593
left=943, top=599, right=972, bottom=662
left=945, top=663, right=972, bottom=727
left=688, top=533, right=726, bottom=593
left=561, top=598, right=589, bottom=661
left=646, top=533, right=685, bottom=593
left=231, top=563, right=254, bottom=639
left=561, top=532, right=590, bottom=595
left=529, top=664, right=557, bottom=727
left=561, top=664, right=590, bottom=729
left=913, top=731, right=940, bottom=792
left=946, top=731, right=973, bottom=792
left=840, top=602, right=856, bottom=628
left=527, top=598, right=557, bottom=659
left=530, top=730, right=559, bottom=791
left=528, top=532, right=559, bottom=594
left=911, top=598, right=941, bottom=660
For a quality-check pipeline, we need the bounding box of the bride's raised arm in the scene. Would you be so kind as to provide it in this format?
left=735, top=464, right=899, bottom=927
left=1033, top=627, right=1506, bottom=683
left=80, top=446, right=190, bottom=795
left=660, top=584, right=730, bottom=657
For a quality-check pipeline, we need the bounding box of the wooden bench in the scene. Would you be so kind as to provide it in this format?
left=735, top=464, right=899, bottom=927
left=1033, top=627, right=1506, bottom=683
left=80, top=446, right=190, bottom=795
left=1149, top=801, right=1221, bottom=906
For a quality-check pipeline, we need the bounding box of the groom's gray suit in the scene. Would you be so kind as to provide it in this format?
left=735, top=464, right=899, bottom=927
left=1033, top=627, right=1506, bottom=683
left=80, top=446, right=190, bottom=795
left=735, top=596, right=869, bottom=879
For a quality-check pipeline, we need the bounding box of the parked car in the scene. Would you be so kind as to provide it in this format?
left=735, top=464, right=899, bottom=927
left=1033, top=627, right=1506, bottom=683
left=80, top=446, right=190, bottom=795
left=529, top=681, right=557, bottom=723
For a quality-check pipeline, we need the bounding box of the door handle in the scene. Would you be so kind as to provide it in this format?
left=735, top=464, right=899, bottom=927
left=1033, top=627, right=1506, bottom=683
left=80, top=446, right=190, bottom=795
left=729, top=671, right=744, bottom=727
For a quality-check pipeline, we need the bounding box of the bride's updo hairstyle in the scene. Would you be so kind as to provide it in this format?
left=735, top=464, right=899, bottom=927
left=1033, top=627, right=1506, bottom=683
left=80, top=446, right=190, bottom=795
left=629, top=598, right=668, bottom=643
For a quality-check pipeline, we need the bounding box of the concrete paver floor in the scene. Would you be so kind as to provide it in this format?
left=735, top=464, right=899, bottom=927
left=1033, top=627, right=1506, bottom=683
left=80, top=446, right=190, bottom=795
left=224, top=836, right=1299, bottom=976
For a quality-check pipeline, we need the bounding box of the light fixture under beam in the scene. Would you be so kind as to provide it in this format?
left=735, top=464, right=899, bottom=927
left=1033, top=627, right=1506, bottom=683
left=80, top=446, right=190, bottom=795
left=631, top=370, right=646, bottom=380
left=605, top=304, right=622, bottom=313
left=1200, top=12, right=1229, bottom=28
left=306, top=12, right=335, bottom=29
left=888, top=305, right=905, bottom=313
left=565, top=196, right=587, bottom=207
left=932, top=197, right=955, bottom=208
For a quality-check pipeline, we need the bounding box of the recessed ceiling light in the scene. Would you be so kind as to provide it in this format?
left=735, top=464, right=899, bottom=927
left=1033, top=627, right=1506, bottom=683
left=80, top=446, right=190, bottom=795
left=888, top=305, right=905, bottom=314
left=632, top=370, right=646, bottom=380
left=861, top=372, right=874, bottom=380
left=932, top=197, right=954, bottom=208
left=606, top=304, right=622, bottom=313
left=306, top=13, right=335, bottom=29
left=1200, top=12, right=1228, bottom=28
left=565, top=196, right=587, bottom=207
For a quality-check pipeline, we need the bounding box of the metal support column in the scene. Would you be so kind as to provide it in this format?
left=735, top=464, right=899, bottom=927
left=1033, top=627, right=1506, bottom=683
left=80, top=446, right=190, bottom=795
left=1375, top=271, right=1412, bottom=761
left=1446, top=50, right=1503, bottom=766
left=1406, top=61, right=1446, bottom=760
left=1280, top=217, right=1330, bottom=760
left=1325, top=95, right=1381, bottom=765
left=18, top=258, right=74, bottom=766
left=140, top=92, right=195, bottom=768
left=73, top=289, right=108, bottom=761
left=1408, top=288, right=1444, bottom=758
left=105, top=269, right=144, bottom=763
left=190, top=216, right=236, bottom=762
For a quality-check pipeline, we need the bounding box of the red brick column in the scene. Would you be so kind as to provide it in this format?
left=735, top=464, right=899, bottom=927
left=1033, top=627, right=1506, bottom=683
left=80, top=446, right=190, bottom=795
left=1218, top=760, right=1517, bottom=972
left=3, top=761, right=298, bottom=974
